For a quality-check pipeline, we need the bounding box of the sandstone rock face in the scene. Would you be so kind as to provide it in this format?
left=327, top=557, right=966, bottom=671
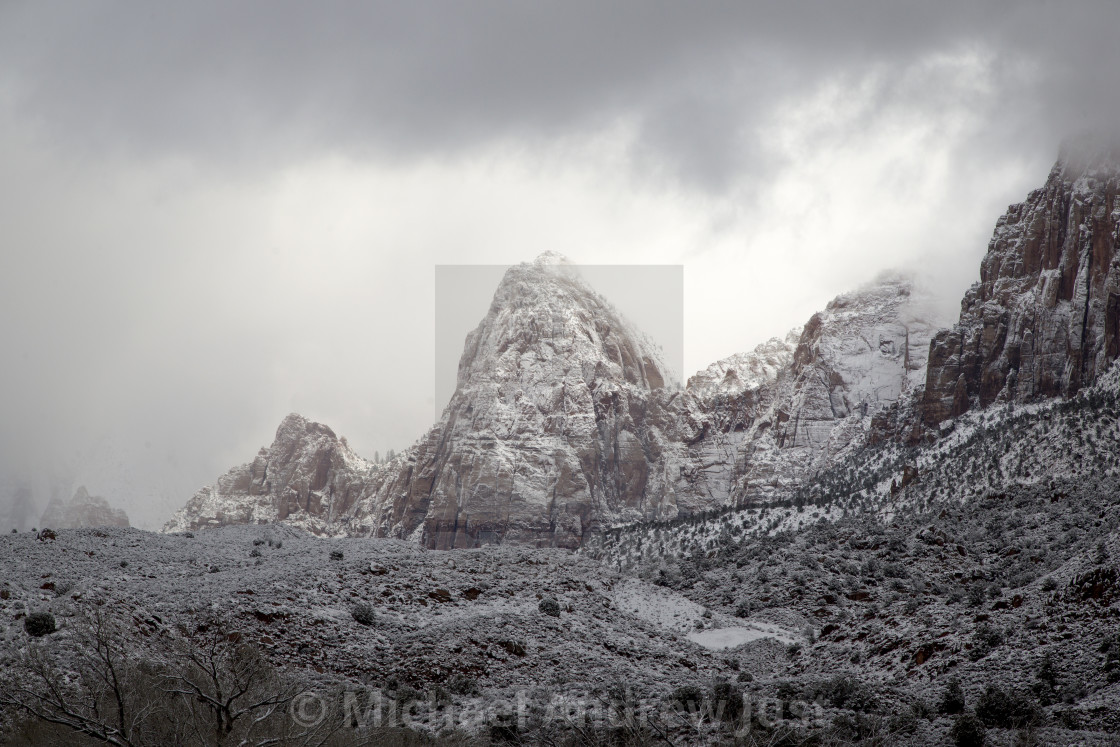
left=348, top=254, right=686, bottom=548
left=725, top=276, right=942, bottom=502
left=40, top=486, right=130, bottom=529
left=164, top=414, right=381, bottom=532
left=921, top=144, right=1120, bottom=427
left=674, top=331, right=799, bottom=507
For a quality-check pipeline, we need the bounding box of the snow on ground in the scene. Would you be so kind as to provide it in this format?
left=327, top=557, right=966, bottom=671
left=609, top=575, right=800, bottom=650
left=686, top=624, right=797, bottom=650
left=0, top=525, right=803, bottom=712
left=610, top=578, right=707, bottom=633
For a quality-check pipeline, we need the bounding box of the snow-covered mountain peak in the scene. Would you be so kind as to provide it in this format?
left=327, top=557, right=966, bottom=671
left=457, top=257, right=672, bottom=395
left=532, top=249, right=575, bottom=267
left=1056, top=132, right=1120, bottom=180
left=41, top=485, right=130, bottom=529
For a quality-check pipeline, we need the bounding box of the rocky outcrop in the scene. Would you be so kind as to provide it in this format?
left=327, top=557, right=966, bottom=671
left=40, top=486, right=130, bottom=529
left=673, top=331, right=799, bottom=506
left=349, top=254, right=687, bottom=548
left=921, top=142, right=1120, bottom=427
left=727, top=276, right=942, bottom=502
left=164, top=414, right=381, bottom=532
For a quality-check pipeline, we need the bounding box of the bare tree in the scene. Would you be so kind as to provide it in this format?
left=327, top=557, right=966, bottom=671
left=160, top=615, right=301, bottom=746
left=0, top=607, right=353, bottom=746
left=0, top=606, right=171, bottom=746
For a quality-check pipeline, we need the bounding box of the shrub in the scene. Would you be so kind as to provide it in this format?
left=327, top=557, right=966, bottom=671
left=1099, top=634, right=1120, bottom=682
left=710, top=680, right=743, bottom=722
left=249, top=549, right=261, bottom=558
left=24, top=612, right=56, bottom=637
left=974, top=685, right=1039, bottom=728
left=329, top=550, right=344, bottom=561
left=538, top=597, right=560, bottom=617
left=808, top=675, right=878, bottom=713
left=351, top=602, right=375, bottom=626
left=252, top=539, right=265, bottom=546
left=967, top=584, right=986, bottom=607
left=448, top=673, right=479, bottom=696
left=1041, top=576, right=1058, bottom=592
left=1033, top=652, right=1061, bottom=703
left=119, top=561, right=129, bottom=568
left=671, top=685, right=704, bottom=712
left=939, top=677, right=966, bottom=715
left=950, top=713, right=986, bottom=747
left=969, top=624, right=1003, bottom=661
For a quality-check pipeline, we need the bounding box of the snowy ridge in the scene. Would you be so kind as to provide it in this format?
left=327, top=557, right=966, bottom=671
left=166, top=268, right=951, bottom=547
left=687, top=330, right=800, bottom=402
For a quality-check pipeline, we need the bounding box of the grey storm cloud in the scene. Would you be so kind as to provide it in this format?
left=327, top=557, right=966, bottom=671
left=0, top=1, right=1117, bottom=188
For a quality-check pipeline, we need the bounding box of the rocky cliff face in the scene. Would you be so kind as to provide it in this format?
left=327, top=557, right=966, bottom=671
left=723, top=276, right=941, bottom=503
left=349, top=254, right=686, bottom=548
left=170, top=143, right=1120, bottom=545
left=673, top=332, right=799, bottom=506
left=40, top=486, right=130, bottom=529
left=921, top=143, right=1120, bottom=427
left=164, top=414, right=381, bottom=533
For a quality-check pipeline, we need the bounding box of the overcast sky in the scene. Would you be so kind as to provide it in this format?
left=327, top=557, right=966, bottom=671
left=2, top=1, right=1118, bottom=529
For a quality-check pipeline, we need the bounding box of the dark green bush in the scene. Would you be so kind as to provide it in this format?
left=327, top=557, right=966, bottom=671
left=24, top=612, right=56, bottom=637
left=329, top=550, right=343, bottom=561
left=950, top=712, right=986, bottom=747
left=939, top=677, right=966, bottom=715
left=538, top=597, right=560, bottom=617
left=448, top=673, right=479, bottom=696
left=671, top=685, right=704, bottom=712
left=351, top=602, right=375, bottom=626
left=710, top=680, right=743, bottom=722
left=805, top=675, right=878, bottom=713
left=974, top=685, right=1039, bottom=728
left=1100, top=634, right=1120, bottom=682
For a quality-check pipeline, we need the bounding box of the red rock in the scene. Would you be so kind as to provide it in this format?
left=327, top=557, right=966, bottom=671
left=921, top=142, right=1120, bottom=428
